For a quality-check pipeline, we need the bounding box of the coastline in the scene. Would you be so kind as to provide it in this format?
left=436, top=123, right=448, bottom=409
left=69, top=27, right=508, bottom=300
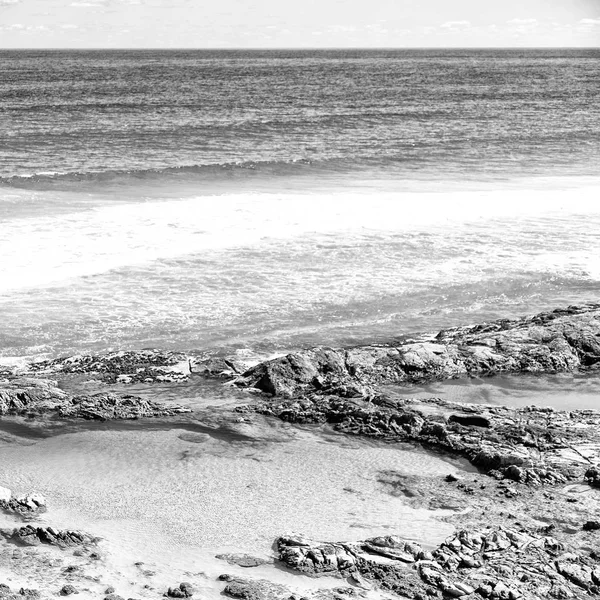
left=2, top=304, right=600, bottom=600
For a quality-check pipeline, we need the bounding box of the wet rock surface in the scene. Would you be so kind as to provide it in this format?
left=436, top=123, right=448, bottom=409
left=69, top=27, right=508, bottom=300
left=0, top=378, right=190, bottom=420
left=215, top=554, right=270, bottom=568
left=235, top=304, right=600, bottom=397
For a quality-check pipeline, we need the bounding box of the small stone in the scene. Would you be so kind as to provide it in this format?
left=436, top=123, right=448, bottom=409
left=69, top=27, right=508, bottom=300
left=583, top=521, right=600, bottom=531
left=60, top=585, right=78, bottom=596
left=445, top=474, right=459, bottom=483
left=105, top=587, right=116, bottom=594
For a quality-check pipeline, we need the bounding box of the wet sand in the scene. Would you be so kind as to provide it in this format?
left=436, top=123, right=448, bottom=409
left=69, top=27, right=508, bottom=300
left=0, top=413, right=464, bottom=599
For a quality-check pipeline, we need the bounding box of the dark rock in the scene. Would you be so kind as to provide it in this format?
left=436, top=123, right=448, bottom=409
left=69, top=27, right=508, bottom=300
left=448, top=414, right=491, bottom=428
left=105, top=587, right=116, bottom=594
left=104, top=595, right=125, bottom=600
left=60, top=585, right=78, bottom=596
left=165, top=583, right=193, bottom=598
left=583, top=521, right=600, bottom=531
left=2, top=525, right=97, bottom=548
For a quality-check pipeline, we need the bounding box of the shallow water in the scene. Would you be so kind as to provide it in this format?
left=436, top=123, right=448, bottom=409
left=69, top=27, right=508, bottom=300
left=0, top=417, right=462, bottom=598
left=391, top=371, right=600, bottom=411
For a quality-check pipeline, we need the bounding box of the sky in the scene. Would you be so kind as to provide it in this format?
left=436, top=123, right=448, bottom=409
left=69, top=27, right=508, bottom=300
left=0, top=0, right=599, bottom=48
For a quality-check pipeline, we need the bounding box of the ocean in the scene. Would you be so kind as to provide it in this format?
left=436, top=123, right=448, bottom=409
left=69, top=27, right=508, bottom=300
left=1, top=48, right=600, bottom=363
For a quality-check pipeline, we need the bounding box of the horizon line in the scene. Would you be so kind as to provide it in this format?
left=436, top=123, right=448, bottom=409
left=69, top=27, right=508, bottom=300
left=1, top=45, right=599, bottom=51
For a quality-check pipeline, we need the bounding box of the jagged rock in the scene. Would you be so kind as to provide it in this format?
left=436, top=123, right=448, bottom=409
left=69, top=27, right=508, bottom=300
left=0, top=379, right=190, bottom=420
left=0, top=493, right=46, bottom=518
left=165, top=583, right=193, bottom=598
left=3, top=525, right=97, bottom=548
left=278, top=526, right=597, bottom=599
left=236, top=305, right=600, bottom=396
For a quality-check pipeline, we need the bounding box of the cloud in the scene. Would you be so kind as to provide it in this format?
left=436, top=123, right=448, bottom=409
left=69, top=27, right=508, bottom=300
left=507, top=18, right=538, bottom=25
left=440, top=20, right=471, bottom=29
left=579, top=18, right=600, bottom=25
left=0, top=0, right=20, bottom=6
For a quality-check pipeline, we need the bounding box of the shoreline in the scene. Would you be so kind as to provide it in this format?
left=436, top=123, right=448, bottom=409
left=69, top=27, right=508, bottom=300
left=2, top=304, right=600, bottom=600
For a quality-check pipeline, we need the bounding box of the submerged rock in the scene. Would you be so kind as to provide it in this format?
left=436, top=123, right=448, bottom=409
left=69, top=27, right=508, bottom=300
left=236, top=304, right=600, bottom=396
left=215, top=553, right=270, bottom=568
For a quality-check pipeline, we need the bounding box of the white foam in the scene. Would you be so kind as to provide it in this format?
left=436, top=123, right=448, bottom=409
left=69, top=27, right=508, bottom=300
left=1, top=179, right=600, bottom=293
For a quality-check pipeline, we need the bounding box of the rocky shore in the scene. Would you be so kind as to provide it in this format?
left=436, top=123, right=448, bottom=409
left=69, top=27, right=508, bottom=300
left=1, top=305, right=600, bottom=600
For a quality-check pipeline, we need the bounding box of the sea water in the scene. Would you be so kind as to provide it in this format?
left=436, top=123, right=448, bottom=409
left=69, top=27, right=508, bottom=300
left=1, top=49, right=600, bottom=363
left=1, top=49, right=600, bottom=596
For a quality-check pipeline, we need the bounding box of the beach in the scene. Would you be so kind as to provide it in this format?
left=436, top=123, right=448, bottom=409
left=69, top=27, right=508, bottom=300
left=1, top=48, right=600, bottom=600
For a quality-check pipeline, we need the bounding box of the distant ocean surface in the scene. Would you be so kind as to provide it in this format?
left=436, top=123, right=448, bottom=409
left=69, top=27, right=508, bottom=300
left=1, top=48, right=600, bottom=363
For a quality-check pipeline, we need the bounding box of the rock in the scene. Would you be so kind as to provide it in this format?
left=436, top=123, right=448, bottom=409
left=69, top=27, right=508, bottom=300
left=191, top=357, right=248, bottom=378
left=278, top=526, right=596, bottom=600
left=222, top=577, right=291, bottom=600
left=216, top=553, right=269, bottom=568
left=104, top=595, right=125, bottom=600
left=582, top=521, right=600, bottom=531
left=27, top=349, right=191, bottom=384
left=0, top=493, right=47, bottom=518
left=0, top=378, right=190, bottom=420
left=165, top=583, right=193, bottom=598
left=60, top=585, right=78, bottom=596
left=236, top=305, right=600, bottom=396
left=2, top=525, right=97, bottom=548
left=105, top=587, right=116, bottom=594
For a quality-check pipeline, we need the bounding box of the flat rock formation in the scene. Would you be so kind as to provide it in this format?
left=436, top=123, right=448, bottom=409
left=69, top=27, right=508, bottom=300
left=19, top=350, right=248, bottom=384
left=0, top=378, right=190, bottom=420
left=236, top=304, right=600, bottom=397
left=26, top=350, right=192, bottom=384
left=278, top=526, right=600, bottom=599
